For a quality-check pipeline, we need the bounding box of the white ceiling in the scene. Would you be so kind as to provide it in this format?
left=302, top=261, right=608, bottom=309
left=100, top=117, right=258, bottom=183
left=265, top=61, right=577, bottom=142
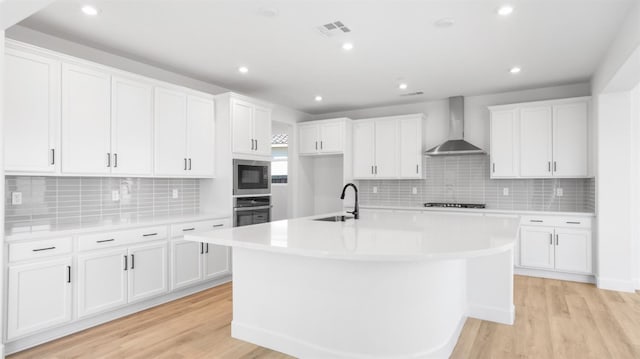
left=18, top=0, right=635, bottom=114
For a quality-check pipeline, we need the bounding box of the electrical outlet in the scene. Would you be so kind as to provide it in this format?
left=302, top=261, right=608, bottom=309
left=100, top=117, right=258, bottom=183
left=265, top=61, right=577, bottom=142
left=412, top=187, right=418, bottom=195
left=172, top=189, right=179, bottom=199
left=111, top=190, right=120, bottom=201
left=11, top=192, right=22, bottom=205
left=503, top=188, right=509, bottom=196
left=557, top=188, right=564, bottom=197
left=372, top=186, right=378, bottom=194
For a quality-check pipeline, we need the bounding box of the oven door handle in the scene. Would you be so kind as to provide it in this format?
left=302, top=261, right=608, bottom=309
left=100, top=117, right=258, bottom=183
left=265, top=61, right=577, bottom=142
left=234, top=205, right=273, bottom=212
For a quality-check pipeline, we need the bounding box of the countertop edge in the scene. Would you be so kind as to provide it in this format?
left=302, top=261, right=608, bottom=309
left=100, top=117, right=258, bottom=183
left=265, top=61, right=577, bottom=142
left=359, top=205, right=596, bottom=217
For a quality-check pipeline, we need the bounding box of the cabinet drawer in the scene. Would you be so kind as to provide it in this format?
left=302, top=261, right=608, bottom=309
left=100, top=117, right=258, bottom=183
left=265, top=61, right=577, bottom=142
left=521, top=216, right=591, bottom=228
left=171, top=218, right=230, bottom=237
left=78, top=226, right=167, bottom=252
left=9, top=237, right=73, bottom=262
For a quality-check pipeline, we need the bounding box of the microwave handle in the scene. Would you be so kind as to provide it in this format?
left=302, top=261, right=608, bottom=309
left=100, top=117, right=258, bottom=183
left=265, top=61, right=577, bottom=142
left=234, top=205, right=273, bottom=212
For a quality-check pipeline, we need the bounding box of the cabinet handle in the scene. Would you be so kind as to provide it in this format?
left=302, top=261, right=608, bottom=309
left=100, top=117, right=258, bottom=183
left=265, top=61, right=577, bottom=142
left=566, top=221, right=581, bottom=225
left=371, top=166, right=374, bottom=175
left=553, top=161, right=557, bottom=172
left=184, top=158, right=188, bottom=170
left=213, top=224, right=224, bottom=228
left=555, top=234, right=559, bottom=246
left=67, top=266, right=71, bottom=283
left=315, top=141, right=318, bottom=150
left=549, top=235, right=552, bottom=245
left=32, top=246, right=56, bottom=252
left=124, top=255, right=128, bottom=271
left=250, top=139, right=254, bottom=150
left=96, top=239, right=115, bottom=243
left=255, top=139, right=258, bottom=151
left=530, top=220, right=544, bottom=223
left=320, top=141, right=323, bottom=150
left=182, top=227, right=196, bottom=232
left=416, top=164, right=419, bottom=174
left=492, top=163, right=495, bottom=173
left=107, top=153, right=111, bottom=167
left=375, top=166, right=378, bottom=175
left=206, top=243, right=209, bottom=254
left=131, top=254, right=135, bottom=269
left=51, top=149, right=55, bottom=165
left=188, top=158, right=192, bottom=170
left=142, top=233, right=158, bottom=237
left=114, top=153, right=118, bottom=168
left=548, top=161, right=551, bottom=172
left=200, top=242, right=204, bottom=254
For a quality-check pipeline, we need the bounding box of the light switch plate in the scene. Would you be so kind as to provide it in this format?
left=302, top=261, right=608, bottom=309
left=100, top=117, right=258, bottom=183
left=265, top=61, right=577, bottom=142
left=11, top=192, right=22, bottom=205
left=503, top=188, right=509, bottom=196
left=557, top=188, right=563, bottom=197
left=412, top=187, right=418, bottom=195
left=172, top=189, right=179, bottom=199
left=111, top=190, right=120, bottom=201
left=372, top=186, right=378, bottom=194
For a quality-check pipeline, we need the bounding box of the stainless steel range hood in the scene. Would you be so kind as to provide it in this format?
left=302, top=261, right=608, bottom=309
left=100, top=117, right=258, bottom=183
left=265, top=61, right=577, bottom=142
left=425, top=96, right=486, bottom=156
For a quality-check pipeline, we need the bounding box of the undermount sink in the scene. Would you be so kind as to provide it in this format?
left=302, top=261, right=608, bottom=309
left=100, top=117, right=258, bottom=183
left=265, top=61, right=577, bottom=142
left=314, top=215, right=354, bottom=222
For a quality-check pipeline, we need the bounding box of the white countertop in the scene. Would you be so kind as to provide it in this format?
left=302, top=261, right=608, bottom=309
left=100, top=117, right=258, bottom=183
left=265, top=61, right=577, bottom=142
left=360, top=205, right=596, bottom=217
left=5, top=211, right=231, bottom=241
left=186, top=210, right=520, bottom=262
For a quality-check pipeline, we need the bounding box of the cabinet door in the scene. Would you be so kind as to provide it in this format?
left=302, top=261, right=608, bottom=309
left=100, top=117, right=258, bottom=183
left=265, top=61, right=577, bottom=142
left=154, top=87, right=188, bottom=176
left=111, top=77, right=153, bottom=176
left=77, top=249, right=128, bottom=318
left=171, top=239, right=203, bottom=290
left=519, top=106, right=553, bottom=178
left=61, top=63, right=111, bottom=174
left=298, top=124, right=319, bottom=154
left=398, top=117, right=422, bottom=178
left=555, top=229, right=592, bottom=273
left=203, top=244, right=231, bottom=280
left=553, top=102, right=588, bottom=177
left=7, top=257, right=72, bottom=340
left=187, top=95, right=216, bottom=177
left=231, top=99, right=254, bottom=155
left=319, top=122, right=344, bottom=153
left=490, top=110, right=518, bottom=178
left=374, top=119, right=398, bottom=178
left=128, top=242, right=168, bottom=303
left=520, top=227, right=555, bottom=270
left=353, top=121, right=376, bottom=179
left=4, top=49, right=60, bottom=173
left=253, top=105, right=272, bottom=156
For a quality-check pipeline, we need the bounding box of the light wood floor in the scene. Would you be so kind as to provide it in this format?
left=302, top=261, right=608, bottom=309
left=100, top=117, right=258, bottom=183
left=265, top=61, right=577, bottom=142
left=9, top=276, right=640, bottom=359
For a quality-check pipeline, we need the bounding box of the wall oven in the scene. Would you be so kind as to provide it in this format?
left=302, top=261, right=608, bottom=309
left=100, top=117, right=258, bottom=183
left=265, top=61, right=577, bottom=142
left=233, top=159, right=271, bottom=196
left=233, top=196, right=272, bottom=227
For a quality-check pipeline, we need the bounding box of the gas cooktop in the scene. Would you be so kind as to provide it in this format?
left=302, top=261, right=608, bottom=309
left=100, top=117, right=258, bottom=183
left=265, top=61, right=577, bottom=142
left=423, top=203, right=486, bottom=209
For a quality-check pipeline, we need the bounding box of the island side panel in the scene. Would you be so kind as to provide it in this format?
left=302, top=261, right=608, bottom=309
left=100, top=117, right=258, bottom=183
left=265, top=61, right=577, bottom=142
left=231, top=247, right=468, bottom=359
left=466, top=247, right=515, bottom=324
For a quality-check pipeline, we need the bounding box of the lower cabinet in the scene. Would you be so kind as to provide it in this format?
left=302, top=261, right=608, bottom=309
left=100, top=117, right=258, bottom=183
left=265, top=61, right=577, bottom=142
left=7, top=257, right=73, bottom=340
left=519, top=217, right=592, bottom=274
left=77, top=242, right=168, bottom=318
left=171, top=240, right=230, bottom=290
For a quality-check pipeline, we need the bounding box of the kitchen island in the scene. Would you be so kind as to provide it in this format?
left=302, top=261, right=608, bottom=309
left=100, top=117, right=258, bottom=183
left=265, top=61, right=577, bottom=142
left=186, top=211, right=520, bottom=358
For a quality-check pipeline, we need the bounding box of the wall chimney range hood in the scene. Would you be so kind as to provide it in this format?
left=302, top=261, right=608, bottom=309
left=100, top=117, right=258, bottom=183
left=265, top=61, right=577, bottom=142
left=425, top=96, right=486, bottom=156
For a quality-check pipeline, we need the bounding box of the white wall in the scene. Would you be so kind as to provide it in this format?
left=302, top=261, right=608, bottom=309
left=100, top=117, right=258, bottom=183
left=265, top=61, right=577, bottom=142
left=310, top=83, right=590, bottom=152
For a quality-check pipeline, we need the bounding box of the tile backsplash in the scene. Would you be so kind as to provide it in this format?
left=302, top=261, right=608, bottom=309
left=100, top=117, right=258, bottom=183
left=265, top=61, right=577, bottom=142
left=358, top=155, right=596, bottom=213
left=5, top=176, right=200, bottom=233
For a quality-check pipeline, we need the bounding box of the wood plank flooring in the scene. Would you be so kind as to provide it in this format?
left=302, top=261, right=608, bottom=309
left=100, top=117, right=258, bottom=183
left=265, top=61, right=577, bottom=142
left=10, top=276, right=640, bottom=359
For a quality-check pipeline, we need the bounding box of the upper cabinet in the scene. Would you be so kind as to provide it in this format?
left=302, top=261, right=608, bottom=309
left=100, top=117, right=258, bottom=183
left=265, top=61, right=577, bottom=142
left=353, top=114, right=424, bottom=180
left=4, top=48, right=60, bottom=174
left=4, top=41, right=215, bottom=178
left=298, top=118, right=350, bottom=155
left=229, top=98, right=272, bottom=158
left=489, top=97, right=591, bottom=179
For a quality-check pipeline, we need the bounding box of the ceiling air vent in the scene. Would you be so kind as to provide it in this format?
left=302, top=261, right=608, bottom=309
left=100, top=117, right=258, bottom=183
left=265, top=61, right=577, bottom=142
left=317, top=21, right=352, bottom=37
left=400, top=91, right=425, bottom=97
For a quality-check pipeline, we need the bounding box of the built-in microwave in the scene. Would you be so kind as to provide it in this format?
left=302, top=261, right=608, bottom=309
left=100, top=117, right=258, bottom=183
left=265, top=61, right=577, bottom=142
left=233, top=159, right=271, bottom=196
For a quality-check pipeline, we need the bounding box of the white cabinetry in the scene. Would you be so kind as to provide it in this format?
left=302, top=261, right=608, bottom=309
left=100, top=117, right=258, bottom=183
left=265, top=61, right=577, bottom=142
left=489, top=97, right=590, bottom=179
left=298, top=118, right=349, bottom=155
left=230, top=98, right=272, bottom=157
left=7, top=257, right=72, bottom=340
left=76, top=248, right=128, bottom=318
left=4, top=48, right=60, bottom=174
left=127, top=242, right=169, bottom=303
left=519, top=215, right=592, bottom=275
left=353, top=114, right=423, bottom=179
left=154, top=87, right=215, bottom=177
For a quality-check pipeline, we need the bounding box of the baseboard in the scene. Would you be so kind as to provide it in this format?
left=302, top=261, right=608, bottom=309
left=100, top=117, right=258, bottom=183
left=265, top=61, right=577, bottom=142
left=467, top=304, right=514, bottom=325
left=5, top=276, right=231, bottom=355
left=515, top=267, right=595, bottom=284
left=232, top=315, right=467, bottom=359
left=596, top=276, right=637, bottom=293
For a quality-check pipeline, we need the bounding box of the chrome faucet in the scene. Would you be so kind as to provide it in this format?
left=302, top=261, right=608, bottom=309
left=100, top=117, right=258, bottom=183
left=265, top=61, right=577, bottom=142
left=340, top=183, right=359, bottom=220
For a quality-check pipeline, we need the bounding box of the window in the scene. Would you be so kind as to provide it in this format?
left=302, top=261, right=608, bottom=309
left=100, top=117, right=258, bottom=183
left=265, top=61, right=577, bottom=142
left=272, top=133, right=288, bottom=183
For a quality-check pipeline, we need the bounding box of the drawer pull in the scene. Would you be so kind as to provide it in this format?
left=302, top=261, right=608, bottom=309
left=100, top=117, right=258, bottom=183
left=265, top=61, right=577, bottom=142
left=182, top=228, right=196, bottom=232
left=213, top=224, right=224, bottom=228
left=32, top=246, right=56, bottom=252
left=529, top=220, right=544, bottom=223
left=142, top=233, right=158, bottom=237
left=566, top=221, right=581, bottom=225
left=67, top=266, right=71, bottom=283
left=97, top=239, right=115, bottom=243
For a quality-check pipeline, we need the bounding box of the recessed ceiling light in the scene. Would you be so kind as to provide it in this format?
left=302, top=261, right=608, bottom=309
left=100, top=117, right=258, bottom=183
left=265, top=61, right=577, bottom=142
left=399, top=83, right=408, bottom=90
left=314, top=96, right=323, bottom=102
left=434, top=18, right=455, bottom=28
left=510, top=67, right=521, bottom=74
left=497, top=5, right=514, bottom=16
left=238, top=66, right=249, bottom=74
left=342, top=42, right=354, bottom=51
left=81, top=5, right=99, bottom=16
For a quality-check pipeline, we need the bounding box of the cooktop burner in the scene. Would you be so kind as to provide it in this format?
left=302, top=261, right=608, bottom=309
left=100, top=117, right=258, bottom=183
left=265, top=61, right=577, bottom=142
left=423, top=203, right=486, bottom=209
